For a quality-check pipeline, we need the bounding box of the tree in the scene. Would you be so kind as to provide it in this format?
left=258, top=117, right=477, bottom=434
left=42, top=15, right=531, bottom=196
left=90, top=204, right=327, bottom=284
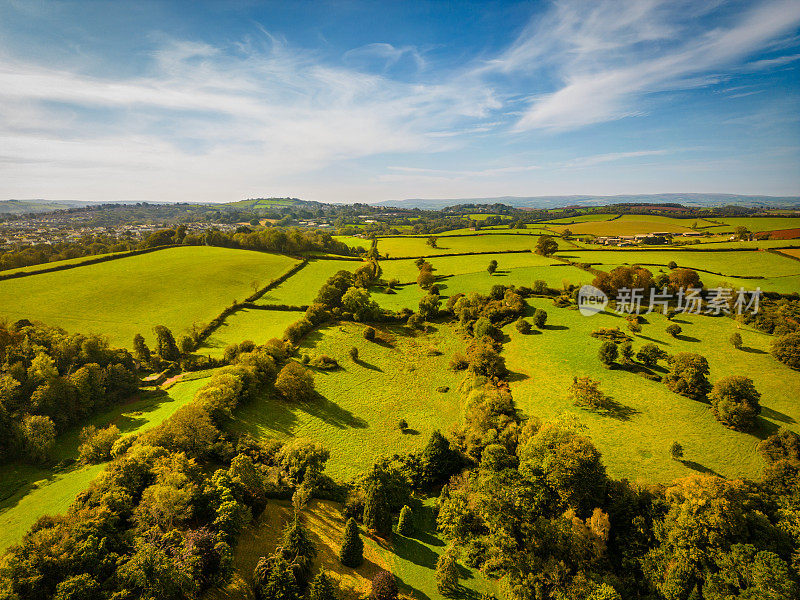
left=417, top=269, right=435, bottom=289
left=515, top=317, right=531, bottom=334
left=620, top=341, right=634, bottom=364
left=339, top=517, right=364, bottom=567
left=279, top=519, right=317, bottom=586
left=397, top=505, right=413, bottom=536
left=436, top=550, right=459, bottom=596
left=398, top=418, right=408, bottom=431
left=473, top=317, right=499, bottom=340
left=637, top=343, right=667, bottom=367
left=370, top=571, right=399, bottom=600
left=487, top=259, right=498, bottom=275
left=730, top=332, right=743, bottom=350
left=709, top=376, right=761, bottom=431
left=771, top=333, right=800, bottom=369
left=427, top=236, right=438, bottom=248
left=418, top=293, right=442, bottom=319
left=570, top=376, right=607, bottom=409
left=363, top=482, right=392, bottom=537
left=349, top=346, right=359, bottom=361
left=667, top=260, right=678, bottom=269
left=275, top=362, right=315, bottom=402
left=664, top=352, right=711, bottom=400
left=422, top=430, right=461, bottom=485
left=533, top=308, right=548, bottom=328
left=668, top=268, right=703, bottom=291
left=666, top=324, right=682, bottom=338
left=254, top=555, right=300, bottom=600
left=363, top=326, right=376, bottom=341
left=153, top=325, right=180, bottom=362
left=133, top=333, right=151, bottom=364
left=536, top=235, right=558, bottom=256
left=78, top=424, right=121, bottom=464
left=341, top=286, right=379, bottom=321
left=670, top=441, right=684, bottom=461
left=734, top=225, right=750, bottom=240
left=309, top=571, right=339, bottom=600
left=627, top=318, right=642, bottom=334
left=598, top=341, right=618, bottom=367
left=466, top=342, right=506, bottom=378
left=22, top=414, right=56, bottom=463
left=562, top=228, right=572, bottom=239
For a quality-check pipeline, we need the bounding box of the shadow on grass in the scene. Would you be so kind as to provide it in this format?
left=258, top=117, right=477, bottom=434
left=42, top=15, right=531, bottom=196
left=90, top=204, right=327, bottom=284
left=354, top=359, right=383, bottom=372
left=401, top=428, right=421, bottom=436
left=507, top=370, right=529, bottom=383
left=543, top=324, right=568, bottom=331
left=303, top=392, right=368, bottom=429
left=636, top=334, right=669, bottom=345
left=761, top=406, right=797, bottom=424
left=741, top=346, right=767, bottom=354
left=680, top=459, right=723, bottom=477
left=675, top=334, right=700, bottom=343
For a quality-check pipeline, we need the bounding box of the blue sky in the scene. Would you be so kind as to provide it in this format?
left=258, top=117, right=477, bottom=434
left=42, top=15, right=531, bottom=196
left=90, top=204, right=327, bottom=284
left=0, top=0, right=798, bottom=203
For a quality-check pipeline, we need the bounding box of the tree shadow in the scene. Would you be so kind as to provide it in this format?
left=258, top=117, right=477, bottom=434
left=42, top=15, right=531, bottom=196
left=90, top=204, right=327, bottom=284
left=636, top=335, right=669, bottom=345
left=741, top=346, right=767, bottom=354
left=760, top=406, right=796, bottom=424
left=507, top=370, right=529, bottom=383
left=752, top=417, right=781, bottom=440
left=354, top=358, right=383, bottom=372
left=391, top=535, right=441, bottom=570
left=680, top=460, right=723, bottom=477
left=301, top=392, right=368, bottom=429
left=675, top=334, right=700, bottom=343
left=543, top=324, right=568, bottom=330
left=401, top=428, right=421, bottom=436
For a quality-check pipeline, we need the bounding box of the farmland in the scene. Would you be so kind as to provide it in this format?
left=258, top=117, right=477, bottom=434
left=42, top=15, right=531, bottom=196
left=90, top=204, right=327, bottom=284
left=257, top=259, right=360, bottom=306
left=377, top=233, right=574, bottom=258
left=0, top=246, right=299, bottom=348
left=199, top=308, right=302, bottom=357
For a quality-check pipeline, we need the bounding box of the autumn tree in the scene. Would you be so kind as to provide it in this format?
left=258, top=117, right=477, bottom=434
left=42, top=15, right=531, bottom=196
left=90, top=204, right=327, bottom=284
left=275, top=362, right=315, bottom=402
left=709, top=376, right=761, bottom=431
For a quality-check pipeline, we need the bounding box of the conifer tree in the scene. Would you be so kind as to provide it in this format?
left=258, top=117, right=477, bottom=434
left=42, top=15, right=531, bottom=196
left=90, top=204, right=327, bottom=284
left=397, top=505, right=413, bottom=536
left=363, top=482, right=392, bottom=537
left=309, top=570, right=339, bottom=600
left=339, top=517, right=364, bottom=567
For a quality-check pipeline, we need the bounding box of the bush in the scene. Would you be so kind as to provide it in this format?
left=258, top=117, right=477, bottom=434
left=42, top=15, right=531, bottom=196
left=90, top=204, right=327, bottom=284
left=363, top=326, right=376, bottom=341
left=349, top=346, right=359, bottom=361
left=620, top=341, right=634, bottom=364
left=670, top=441, right=683, bottom=460
left=709, top=376, right=761, bottom=431
left=664, top=352, right=711, bottom=400
left=449, top=352, right=468, bottom=371
left=311, top=354, right=339, bottom=370
left=533, top=308, right=548, bottom=328
left=771, top=333, right=800, bottom=369
left=598, top=341, right=618, bottom=367
left=515, top=317, right=532, bottom=334
left=398, top=419, right=408, bottom=431
left=473, top=317, right=500, bottom=340
left=370, top=571, right=399, bottom=600
left=667, top=261, right=678, bottom=269
left=665, top=324, right=682, bottom=338
left=637, top=343, right=667, bottom=367
left=532, top=280, right=547, bottom=294
left=570, top=376, right=607, bottom=409
left=397, top=505, right=413, bottom=536
left=436, top=551, right=460, bottom=596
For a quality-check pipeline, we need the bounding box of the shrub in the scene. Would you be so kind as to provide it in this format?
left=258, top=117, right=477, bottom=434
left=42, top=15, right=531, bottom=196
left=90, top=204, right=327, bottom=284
left=709, top=376, right=761, bottom=431
left=311, top=354, right=339, bottom=370
left=473, top=317, right=500, bottom=340
left=533, top=308, right=548, bottom=328
left=532, top=280, right=547, bottom=294
left=436, top=551, right=459, bottom=596
left=363, top=482, right=392, bottom=537
left=570, top=376, right=607, bottom=409
left=349, top=346, right=359, bottom=361
left=670, top=441, right=683, bottom=460
left=771, top=333, right=800, bottom=369
left=620, top=341, right=634, bottom=364
left=667, top=261, right=678, bottom=269
left=78, top=424, right=122, bottom=464
left=487, top=260, right=498, bottom=275
left=665, top=324, right=682, bottom=338
left=536, top=236, right=558, bottom=256
left=398, top=419, right=408, bottom=431
left=407, top=312, right=425, bottom=330
left=627, top=319, right=642, bottom=334
left=637, top=343, right=667, bottom=367
left=730, top=332, right=743, bottom=349
left=363, top=326, right=376, bottom=341
left=515, top=317, right=532, bottom=334
left=598, top=341, right=618, bottom=367
left=370, top=571, right=399, bottom=600
left=449, top=352, right=468, bottom=371
left=397, top=505, right=413, bottom=536
left=275, top=362, right=315, bottom=402
left=309, top=571, right=338, bottom=600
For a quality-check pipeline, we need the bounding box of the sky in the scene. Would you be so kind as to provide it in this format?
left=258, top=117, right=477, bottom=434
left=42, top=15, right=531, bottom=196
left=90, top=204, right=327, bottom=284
left=0, top=0, right=799, bottom=204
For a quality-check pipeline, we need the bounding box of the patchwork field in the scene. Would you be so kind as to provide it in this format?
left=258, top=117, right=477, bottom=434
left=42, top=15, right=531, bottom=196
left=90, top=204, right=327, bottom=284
left=0, top=375, right=209, bottom=552
left=377, top=234, right=572, bottom=258
left=504, top=298, right=800, bottom=483
left=258, top=259, right=360, bottom=306
left=0, top=250, right=132, bottom=276
left=545, top=215, right=713, bottom=236
left=0, top=246, right=299, bottom=348
left=230, top=322, right=467, bottom=480
left=717, top=217, right=800, bottom=232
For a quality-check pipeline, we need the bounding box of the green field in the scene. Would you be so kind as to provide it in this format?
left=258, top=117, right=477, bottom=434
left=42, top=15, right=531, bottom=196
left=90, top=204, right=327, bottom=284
left=379, top=252, right=558, bottom=283
left=333, top=235, right=372, bottom=249
left=716, top=217, right=800, bottom=232
left=199, top=308, right=302, bottom=357
left=0, top=375, right=209, bottom=552
left=0, top=246, right=299, bottom=348
left=377, top=234, right=572, bottom=258
left=230, top=322, right=467, bottom=480
left=0, top=250, right=133, bottom=276
left=505, top=298, right=800, bottom=483
left=258, top=259, right=360, bottom=306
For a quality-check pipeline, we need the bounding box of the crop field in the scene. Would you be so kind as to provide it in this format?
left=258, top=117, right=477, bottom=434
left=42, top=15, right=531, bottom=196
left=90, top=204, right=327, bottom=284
left=208, top=498, right=497, bottom=600
left=258, top=259, right=360, bottom=306
left=200, top=308, right=302, bottom=356
left=379, top=252, right=558, bottom=283
left=230, top=321, right=467, bottom=480
left=716, top=217, right=800, bottom=231
left=0, top=246, right=299, bottom=349
left=541, top=213, right=618, bottom=224
left=546, top=215, right=716, bottom=236
left=504, top=298, right=800, bottom=483
left=0, top=375, right=209, bottom=552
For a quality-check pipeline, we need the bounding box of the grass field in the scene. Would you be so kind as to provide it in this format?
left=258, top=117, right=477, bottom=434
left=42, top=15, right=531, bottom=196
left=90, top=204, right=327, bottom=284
left=230, top=321, right=467, bottom=480
left=379, top=252, right=558, bottom=283
left=0, top=375, right=209, bottom=552
left=545, top=215, right=713, bottom=236
left=0, top=246, right=299, bottom=349
left=207, top=497, right=498, bottom=600
left=258, top=259, right=360, bottom=306
left=199, top=308, right=302, bottom=356
left=333, top=236, right=372, bottom=250
left=377, top=234, right=572, bottom=258
left=504, top=298, right=800, bottom=483
left=0, top=250, right=132, bottom=276
left=717, top=217, right=800, bottom=232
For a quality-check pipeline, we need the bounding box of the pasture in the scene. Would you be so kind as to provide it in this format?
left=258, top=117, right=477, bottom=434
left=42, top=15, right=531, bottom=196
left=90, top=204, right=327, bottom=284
left=504, top=298, right=800, bottom=483
left=258, top=259, right=360, bottom=306
left=377, top=233, right=571, bottom=258
left=0, top=246, right=299, bottom=349
left=717, top=217, right=800, bottom=232
left=199, top=308, right=302, bottom=357
left=545, top=215, right=711, bottom=236
left=0, top=375, right=209, bottom=552
left=230, top=321, right=467, bottom=480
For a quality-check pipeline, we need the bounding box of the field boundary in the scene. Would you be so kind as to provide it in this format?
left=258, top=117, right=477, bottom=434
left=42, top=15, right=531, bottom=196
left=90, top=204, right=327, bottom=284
left=380, top=249, right=536, bottom=260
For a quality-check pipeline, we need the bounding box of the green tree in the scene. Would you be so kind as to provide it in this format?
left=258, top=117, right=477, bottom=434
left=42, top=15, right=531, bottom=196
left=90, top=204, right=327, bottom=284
left=598, top=341, right=618, bottom=367
left=417, top=269, right=435, bottom=289
left=427, top=236, right=438, bottom=248
left=254, top=555, right=300, bottom=600
left=133, top=333, right=151, bottom=364
left=422, top=430, right=461, bottom=485
left=22, top=414, right=55, bottom=463
left=339, top=517, right=364, bottom=567
left=620, top=340, right=634, bottom=364
left=309, top=571, right=339, bottom=600
left=730, top=331, right=743, bottom=350
left=665, top=323, right=682, bottom=338
left=370, top=571, right=399, bottom=600
left=419, top=293, right=442, bottom=319
left=771, top=332, right=800, bottom=369
left=533, top=308, right=548, bottom=328
left=487, top=259, right=498, bottom=275
left=570, top=376, right=607, bottom=409
left=53, top=573, right=103, bottom=600
left=709, top=376, right=761, bottom=431
left=515, top=317, right=531, bottom=334
left=363, top=481, right=392, bottom=537
left=436, top=550, right=460, bottom=596
left=397, top=505, right=413, bottom=536
left=341, top=286, right=379, bottom=321
left=153, top=325, right=180, bottom=362
left=637, top=343, right=667, bottom=367
left=536, top=235, right=558, bottom=256
left=670, top=441, right=684, bottom=461
left=275, top=362, right=315, bottom=402
left=664, top=352, right=711, bottom=400
left=279, top=518, right=317, bottom=586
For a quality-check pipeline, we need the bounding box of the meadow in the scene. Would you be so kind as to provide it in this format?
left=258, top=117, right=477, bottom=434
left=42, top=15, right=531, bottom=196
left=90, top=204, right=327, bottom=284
left=0, top=375, right=209, bottom=552
left=230, top=321, right=467, bottom=480
left=504, top=298, right=800, bottom=482
left=199, top=308, right=302, bottom=357
left=377, top=233, right=572, bottom=258
left=545, top=214, right=713, bottom=236
left=257, top=259, right=360, bottom=306
left=0, top=250, right=131, bottom=276
left=0, top=246, right=299, bottom=348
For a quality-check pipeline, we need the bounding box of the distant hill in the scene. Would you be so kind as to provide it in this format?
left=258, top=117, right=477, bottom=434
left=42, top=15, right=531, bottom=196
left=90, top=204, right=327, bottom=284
left=372, top=193, right=800, bottom=210
left=0, top=199, right=97, bottom=214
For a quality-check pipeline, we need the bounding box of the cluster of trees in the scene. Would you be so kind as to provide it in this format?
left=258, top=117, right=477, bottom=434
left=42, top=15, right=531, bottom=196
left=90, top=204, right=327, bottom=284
left=0, top=235, right=135, bottom=271
left=0, top=336, right=344, bottom=599
left=0, top=320, right=138, bottom=464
